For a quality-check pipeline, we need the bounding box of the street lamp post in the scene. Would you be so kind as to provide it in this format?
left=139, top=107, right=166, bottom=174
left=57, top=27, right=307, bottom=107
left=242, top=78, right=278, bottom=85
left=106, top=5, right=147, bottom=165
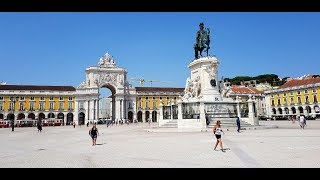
left=10, top=96, right=19, bottom=132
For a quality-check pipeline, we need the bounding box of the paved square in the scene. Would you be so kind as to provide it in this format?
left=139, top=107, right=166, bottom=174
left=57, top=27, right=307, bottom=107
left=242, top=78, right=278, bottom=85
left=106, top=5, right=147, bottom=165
left=1, top=121, right=320, bottom=168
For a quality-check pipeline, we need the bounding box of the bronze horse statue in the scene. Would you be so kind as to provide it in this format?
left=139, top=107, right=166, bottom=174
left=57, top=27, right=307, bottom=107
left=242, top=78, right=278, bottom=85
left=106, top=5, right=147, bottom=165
left=194, top=22, right=210, bottom=59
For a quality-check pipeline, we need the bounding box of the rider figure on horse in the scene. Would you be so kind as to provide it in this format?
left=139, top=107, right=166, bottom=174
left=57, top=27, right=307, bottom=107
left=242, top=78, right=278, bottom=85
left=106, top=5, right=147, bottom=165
left=194, top=22, right=210, bottom=59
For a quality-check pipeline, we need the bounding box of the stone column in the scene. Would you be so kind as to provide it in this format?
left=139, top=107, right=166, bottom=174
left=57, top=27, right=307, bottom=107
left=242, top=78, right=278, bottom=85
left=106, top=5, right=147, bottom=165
left=142, top=111, right=146, bottom=123
left=236, top=96, right=241, bottom=118
left=177, top=100, right=182, bottom=120
left=199, top=102, right=206, bottom=129
left=311, top=105, right=316, bottom=118
left=247, top=98, right=259, bottom=125
left=158, top=102, right=163, bottom=126
left=289, top=108, right=293, bottom=116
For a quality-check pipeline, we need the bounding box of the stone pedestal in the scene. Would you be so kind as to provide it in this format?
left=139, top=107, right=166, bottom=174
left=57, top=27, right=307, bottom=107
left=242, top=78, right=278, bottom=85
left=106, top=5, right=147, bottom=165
left=183, top=56, right=222, bottom=102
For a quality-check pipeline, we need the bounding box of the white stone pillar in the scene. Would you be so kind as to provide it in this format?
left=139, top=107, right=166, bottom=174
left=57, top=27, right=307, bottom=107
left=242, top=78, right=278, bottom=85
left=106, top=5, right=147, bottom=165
left=177, top=101, right=182, bottom=120
left=89, top=100, right=95, bottom=121
left=86, top=100, right=90, bottom=122
left=158, top=102, right=163, bottom=127
left=142, top=111, right=146, bottom=123
left=133, top=101, right=137, bottom=123
left=311, top=105, right=316, bottom=118
left=248, top=99, right=259, bottom=125
left=199, top=102, right=206, bottom=128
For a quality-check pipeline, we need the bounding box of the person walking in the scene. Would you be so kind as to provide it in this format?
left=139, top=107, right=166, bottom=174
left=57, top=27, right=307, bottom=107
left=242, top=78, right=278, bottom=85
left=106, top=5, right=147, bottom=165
left=89, top=124, right=99, bottom=146
left=37, top=121, right=42, bottom=133
left=213, top=120, right=225, bottom=152
left=236, top=116, right=241, bottom=133
left=299, top=115, right=305, bottom=129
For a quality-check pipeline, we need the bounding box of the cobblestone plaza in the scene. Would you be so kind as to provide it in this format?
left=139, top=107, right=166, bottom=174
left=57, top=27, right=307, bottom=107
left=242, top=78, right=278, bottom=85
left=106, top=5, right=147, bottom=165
left=1, top=121, right=320, bottom=168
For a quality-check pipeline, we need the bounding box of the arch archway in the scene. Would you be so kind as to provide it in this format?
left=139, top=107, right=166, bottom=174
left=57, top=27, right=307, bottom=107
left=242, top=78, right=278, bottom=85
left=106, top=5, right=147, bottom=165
left=137, top=111, right=142, bottom=122
left=7, top=113, right=14, bottom=120
left=291, top=107, right=296, bottom=114
left=145, top=111, right=150, bottom=122
left=100, top=84, right=117, bottom=122
left=57, top=113, right=64, bottom=125
left=152, top=111, right=157, bottom=122
left=284, top=107, right=289, bottom=114
left=298, top=106, right=303, bottom=114
left=48, top=113, right=55, bottom=118
left=272, top=108, right=276, bottom=115
left=306, top=106, right=311, bottom=114
left=128, top=111, right=133, bottom=123
left=0, top=113, right=3, bottom=120
left=17, top=113, right=25, bottom=120
left=28, top=113, right=35, bottom=119
left=67, top=113, right=73, bottom=125
left=278, top=108, right=282, bottom=115
left=76, top=52, right=130, bottom=123
left=38, top=113, right=45, bottom=120
left=78, top=112, right=85, bottom=125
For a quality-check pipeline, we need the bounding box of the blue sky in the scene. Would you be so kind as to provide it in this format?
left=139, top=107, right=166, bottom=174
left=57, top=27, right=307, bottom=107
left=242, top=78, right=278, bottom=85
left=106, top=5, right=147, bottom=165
left=1, top=12, right=320, bottom=90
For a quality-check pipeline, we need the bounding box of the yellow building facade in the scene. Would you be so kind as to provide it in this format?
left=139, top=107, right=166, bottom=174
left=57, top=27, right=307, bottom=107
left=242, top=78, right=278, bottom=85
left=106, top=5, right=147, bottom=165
left=0, top=85, right=76, bottom=125
left=265, top=77, right=320, bottom=119
left=134, top=87, right=184, bottom=122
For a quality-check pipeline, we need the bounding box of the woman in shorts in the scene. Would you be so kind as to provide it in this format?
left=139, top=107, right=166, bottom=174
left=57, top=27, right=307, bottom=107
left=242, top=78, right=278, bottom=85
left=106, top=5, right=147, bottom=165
left=89, top=124, right=99, bottom=146
left=213, top=120, right=225, bottom=152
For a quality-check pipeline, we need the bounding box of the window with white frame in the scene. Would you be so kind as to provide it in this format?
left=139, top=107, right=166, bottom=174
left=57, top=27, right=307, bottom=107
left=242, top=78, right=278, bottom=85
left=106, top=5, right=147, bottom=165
left=30, top=102, right=34, bottom=111
left=39, top=102, right=44, bottom=110
left=9, top=102, right=14, bottom=110
left=68, top=97, right=73, bottom=101
left=79, top=102, right=84, bottom=110
left=59, top=97, right=63, bottom=101
left=30, top=97, right=35, bottom=101
left=0, top=102, right=3, bottom=110
left=40, top=97, right=45, bottom=101
left=298, top=97, right=301, bottom=104
left=139, top=100, right=142, bottom=108
left=312, top=89, right=316, bottom=93
left=0, top=97, right=3, bottom=100
left=314, top=95, right=318, bottom=103
left=20, top=102, right=24, bottom=110
left=283, top=93, right=286, bottom=97
left=49, top=102, right=54, bottom=110
left=305, top=89, right=308, bottom=94
left=290, top=91, right=293, bottom=95
left=146, top=99, right=149, bottom=108
left=305, top=96, right=309, bottom=103
left=49, top=97, right=54, bottom=101
left=290, top=97, right=294, bottom=104
left=20, top=97, right=25, bottom=101
left=128, top=102, right=132, bottom=109
left=271, top=100, right=274, bottom=106
left=68, top=102, right=73, bottom=110
left=297, top=91, right=301, bottom=95
left=59, top=102, right=64, bottom=110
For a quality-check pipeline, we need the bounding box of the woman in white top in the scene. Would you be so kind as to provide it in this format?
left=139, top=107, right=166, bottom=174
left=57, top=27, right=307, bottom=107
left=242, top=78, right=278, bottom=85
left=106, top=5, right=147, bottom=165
left=213, top=120, right=225, bottom=152
left=299, top=115, right=305, bottom=129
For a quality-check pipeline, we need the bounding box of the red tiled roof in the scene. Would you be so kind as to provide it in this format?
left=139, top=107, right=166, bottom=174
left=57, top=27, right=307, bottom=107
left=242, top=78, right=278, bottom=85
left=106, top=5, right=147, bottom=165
left=135, top=87, right=184, bottom=93
left=280, top=77, right=320, bottom=89
left=230, top=87, right=262, bottom=94
left=0, top=85, right=76, bottom=91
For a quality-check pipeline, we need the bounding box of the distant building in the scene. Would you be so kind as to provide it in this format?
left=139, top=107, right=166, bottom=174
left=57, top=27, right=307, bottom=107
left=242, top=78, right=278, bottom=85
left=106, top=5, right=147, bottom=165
left=0, top=85, right=76, bottom=125
left=264, top=76, right=320, bottom=119
left=135, top=87, right=184, bottom=122
left=224, top=86, right=265, bottom=117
